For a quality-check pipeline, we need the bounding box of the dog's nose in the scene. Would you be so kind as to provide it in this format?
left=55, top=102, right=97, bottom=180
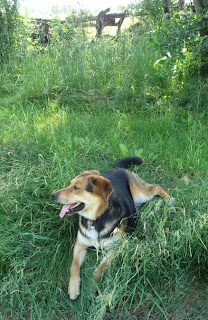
left=52, top=192, right=58, bottom=200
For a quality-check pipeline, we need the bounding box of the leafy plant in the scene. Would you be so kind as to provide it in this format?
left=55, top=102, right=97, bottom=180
left=151, top=11, right=208, bottom=77
left=125, top=0, right=164, bottom=22
left=0, top=0, right=21, bottom=60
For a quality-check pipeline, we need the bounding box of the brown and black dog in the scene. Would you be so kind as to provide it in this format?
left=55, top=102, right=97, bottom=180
left=52, top=156, right=174, bottom=300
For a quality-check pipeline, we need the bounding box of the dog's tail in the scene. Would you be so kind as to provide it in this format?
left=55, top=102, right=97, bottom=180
left=116, top=156, right=143, bottom=169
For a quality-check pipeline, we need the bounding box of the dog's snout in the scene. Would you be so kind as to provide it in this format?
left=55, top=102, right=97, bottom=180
left=52, top=192, right=58, bottom=201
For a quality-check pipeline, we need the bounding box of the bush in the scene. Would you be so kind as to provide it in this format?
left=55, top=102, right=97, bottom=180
left=0, top=0, right=21, bottom=60
left=150, top=11, right=208, bottom=78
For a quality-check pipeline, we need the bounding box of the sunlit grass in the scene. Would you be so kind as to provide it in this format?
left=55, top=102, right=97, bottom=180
left=1, top=97, right=208, bottom=319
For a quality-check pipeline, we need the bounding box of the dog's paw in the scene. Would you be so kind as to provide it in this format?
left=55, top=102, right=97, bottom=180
left=68, top=279, right=80, bottom=300
left=93, top=269, right=102, bottom=281
left=167, top=197, right=175, bottom=206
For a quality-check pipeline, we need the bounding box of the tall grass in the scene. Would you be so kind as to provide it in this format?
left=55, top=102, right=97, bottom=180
left=0, top=33, right=208, bottom=319
left=0, top=35, right=174, bottom=104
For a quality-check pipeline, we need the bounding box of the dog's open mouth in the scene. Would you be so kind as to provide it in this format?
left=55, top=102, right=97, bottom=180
left=59, top=203, right=85, bottom=218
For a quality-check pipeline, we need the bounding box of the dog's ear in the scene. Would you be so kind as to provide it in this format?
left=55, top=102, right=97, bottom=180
left=90, top=176, right=112, bottom=200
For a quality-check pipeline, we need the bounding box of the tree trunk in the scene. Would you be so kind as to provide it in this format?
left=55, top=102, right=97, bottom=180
left=163, top=0, right=172, bottom=13
left=193, top=0, right=207, bottom=12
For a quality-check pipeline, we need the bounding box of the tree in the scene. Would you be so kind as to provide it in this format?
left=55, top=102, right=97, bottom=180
left=193, top=0, right=208, bottom=12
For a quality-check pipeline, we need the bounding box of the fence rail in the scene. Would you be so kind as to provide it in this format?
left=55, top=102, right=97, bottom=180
left=29, top=8, right=129, bottom=44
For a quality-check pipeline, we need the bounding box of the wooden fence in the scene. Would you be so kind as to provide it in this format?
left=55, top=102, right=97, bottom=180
left=29, top=8, right=128, bottom=44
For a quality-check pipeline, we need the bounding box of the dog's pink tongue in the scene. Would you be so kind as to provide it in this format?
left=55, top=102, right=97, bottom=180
left=59, top=204, right=72, bottom=219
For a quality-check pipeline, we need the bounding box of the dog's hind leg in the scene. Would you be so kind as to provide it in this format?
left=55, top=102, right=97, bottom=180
left=93, top=256, right=108, bottom=280
left=129, top=173, right=174, bottom=206
left=142, top=183, right=174, bottom=204
left=68, top=240, right=87, bottom=300
left=93, top=252, right=114, bottom=281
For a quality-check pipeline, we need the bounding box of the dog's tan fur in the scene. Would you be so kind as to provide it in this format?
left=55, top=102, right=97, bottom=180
left=53, top=158, right=174, bottom=300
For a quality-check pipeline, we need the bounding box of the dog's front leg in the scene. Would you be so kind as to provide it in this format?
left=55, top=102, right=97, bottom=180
left=68, top=239, right=87, bottom=300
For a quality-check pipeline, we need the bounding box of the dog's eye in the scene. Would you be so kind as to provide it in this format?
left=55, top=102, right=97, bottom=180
left=74, top=185, right=79, bottom=190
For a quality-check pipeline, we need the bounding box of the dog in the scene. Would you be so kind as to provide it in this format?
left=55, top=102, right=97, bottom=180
left=52, top=156, right=174, bottom=300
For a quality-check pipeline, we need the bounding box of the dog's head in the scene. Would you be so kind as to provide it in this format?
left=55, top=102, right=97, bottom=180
left=52, top=170, right=113, bottom=220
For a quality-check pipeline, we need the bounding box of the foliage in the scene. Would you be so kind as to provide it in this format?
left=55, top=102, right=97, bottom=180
left=33, top=10, right=94, bottom=46
left=141, top=10, right=208, bottom=103
left=0, top=0, right=21, bottom=60
left=49, top=18, right=78, bottom=44
left=65, top=9, right=94, bottom=26
left=125, top=0, right=164, bottom=22
left=151, top=11, right=208, bottom=70
left=126, top=1, right=208, bottom=76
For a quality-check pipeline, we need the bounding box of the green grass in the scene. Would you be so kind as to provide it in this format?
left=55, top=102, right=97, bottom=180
left=0, top=34, right=208, bottom=319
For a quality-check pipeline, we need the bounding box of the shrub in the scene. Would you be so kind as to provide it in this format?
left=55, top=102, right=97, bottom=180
left=0, top=0, right=21, bottom=60
left=151, top=11, right=208, bottom=78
